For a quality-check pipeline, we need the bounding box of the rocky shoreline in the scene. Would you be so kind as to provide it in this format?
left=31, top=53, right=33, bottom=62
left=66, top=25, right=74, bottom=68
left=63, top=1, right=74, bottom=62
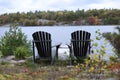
left=0, top=55, right=31, bottom=64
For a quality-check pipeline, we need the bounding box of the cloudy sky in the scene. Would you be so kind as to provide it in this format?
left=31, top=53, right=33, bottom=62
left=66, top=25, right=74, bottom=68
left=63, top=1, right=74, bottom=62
left=0, top=0, right=120, bottom=14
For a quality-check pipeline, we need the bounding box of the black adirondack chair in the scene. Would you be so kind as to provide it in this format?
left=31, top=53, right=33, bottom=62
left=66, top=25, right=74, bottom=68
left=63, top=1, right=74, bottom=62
left=69, top=30, right=91, bottom=63
left=32, top=31, right=60, bottom=63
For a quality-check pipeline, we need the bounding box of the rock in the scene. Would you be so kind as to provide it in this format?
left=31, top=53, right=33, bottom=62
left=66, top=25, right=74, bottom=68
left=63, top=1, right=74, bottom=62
left=10, top=60, right=17, bottom=64
left=66, top=65, right=74, bottom=68
left=10, top=59, right=26, bottom=64
left=18, top=60, right=25, bottom=63
left=6, top=55, right=15, bottom=60
left=58, top=44, right=70, bottom=60
left=0, top=55, right=26, bottom=64
left=0, top=58, right=8, bottom=63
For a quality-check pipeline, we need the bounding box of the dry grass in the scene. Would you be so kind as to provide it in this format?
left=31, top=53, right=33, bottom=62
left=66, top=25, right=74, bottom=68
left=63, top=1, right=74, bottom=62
left=0, top=59, right=119, bottom=80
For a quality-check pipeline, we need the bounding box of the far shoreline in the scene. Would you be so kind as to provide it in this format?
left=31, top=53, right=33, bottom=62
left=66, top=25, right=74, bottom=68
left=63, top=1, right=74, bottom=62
left=0, top=24, right=119, bottom=27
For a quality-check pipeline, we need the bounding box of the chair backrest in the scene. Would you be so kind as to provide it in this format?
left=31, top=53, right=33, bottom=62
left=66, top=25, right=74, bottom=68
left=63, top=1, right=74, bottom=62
left=32, top=31, right=51, bottom=58
left=71, top=30, right=91, bottom=58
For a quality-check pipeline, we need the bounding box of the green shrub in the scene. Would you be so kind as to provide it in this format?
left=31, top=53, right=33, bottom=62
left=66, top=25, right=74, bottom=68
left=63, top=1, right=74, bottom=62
left=0, top=23, right=32, bottom=57
left=0, top=51, right=3, bottom=58
left=103, top=26, right=120, bottom=58
left=14, top=46, right=31, bottom=59
left=76, top=30, right=117, bottom=79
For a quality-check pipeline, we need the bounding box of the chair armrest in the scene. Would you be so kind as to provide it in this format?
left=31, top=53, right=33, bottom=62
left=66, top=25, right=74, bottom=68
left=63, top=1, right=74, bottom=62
left=52, top=43, right=62, bottom=48
left=66, top=43, right=72, bottom=56
left=52, top=43, right=62, bottom=58
left=66, top=43, right=72, bottom=49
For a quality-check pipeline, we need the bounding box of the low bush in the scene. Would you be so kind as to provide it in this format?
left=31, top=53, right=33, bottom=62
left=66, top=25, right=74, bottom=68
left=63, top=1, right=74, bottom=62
left=0, top=51, right=3, bottom=58
left=103, top=26, right=120, bottom=58
left=0, top=23, right=32, bottom=57
left=75, top=29, right=118, bottom=79
left=14, top=46, right=31, bottom=59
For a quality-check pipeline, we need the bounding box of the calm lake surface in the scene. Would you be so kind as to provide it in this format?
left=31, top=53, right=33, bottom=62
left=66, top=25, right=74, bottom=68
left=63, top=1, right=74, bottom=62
left=0, top=25, right=118, bottom=59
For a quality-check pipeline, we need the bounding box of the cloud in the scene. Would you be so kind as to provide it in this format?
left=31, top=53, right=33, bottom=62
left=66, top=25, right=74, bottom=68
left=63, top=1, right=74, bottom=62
left=87, top=0, right=120, bottom=9
left=0, top=0, right=120, bottom=14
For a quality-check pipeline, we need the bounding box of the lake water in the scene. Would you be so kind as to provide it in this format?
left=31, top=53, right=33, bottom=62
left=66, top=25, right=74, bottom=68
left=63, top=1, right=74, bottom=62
left=0, top=25, right=118, bottom=59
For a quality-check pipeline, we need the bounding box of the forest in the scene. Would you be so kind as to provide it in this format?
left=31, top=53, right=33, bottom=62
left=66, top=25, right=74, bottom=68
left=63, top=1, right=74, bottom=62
left=0, top=9, right=120, bottom=26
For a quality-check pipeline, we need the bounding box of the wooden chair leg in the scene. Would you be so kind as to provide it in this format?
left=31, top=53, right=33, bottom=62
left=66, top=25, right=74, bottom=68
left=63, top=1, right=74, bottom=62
left=33, top=41, right=36, bottom=63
